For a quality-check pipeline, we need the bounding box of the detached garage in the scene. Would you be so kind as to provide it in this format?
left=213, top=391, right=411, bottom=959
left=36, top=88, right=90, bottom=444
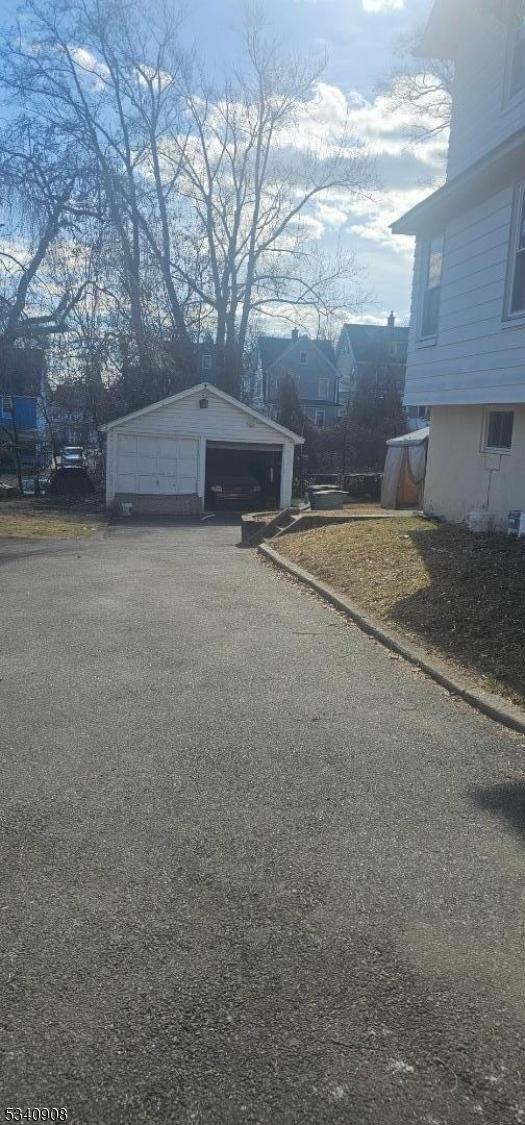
left=103, top=382, right=304, bottom=515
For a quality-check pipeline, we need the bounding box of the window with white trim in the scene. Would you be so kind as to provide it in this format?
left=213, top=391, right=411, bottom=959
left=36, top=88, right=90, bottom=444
left=318, top=377, right=330, bottom=399
left=508, top=2, right=525, bottom=99
left=509, top=184, right=525, bottom=315
left=299, top=350, right=307, bottom=364
left=314, top=409, right=325, bottom=427
left=420, top=235, right=444, bottom=339
left=483, top=410, right=514, bottom=453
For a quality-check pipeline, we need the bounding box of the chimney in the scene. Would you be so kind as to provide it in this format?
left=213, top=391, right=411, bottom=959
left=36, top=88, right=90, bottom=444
left=387, top=311, right=395, bottom=329
left=291, top=328, right=299, bottom=340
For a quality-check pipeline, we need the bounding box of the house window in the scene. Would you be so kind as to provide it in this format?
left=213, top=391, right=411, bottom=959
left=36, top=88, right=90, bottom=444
left=318, top=377, right=330, bottom=399
left=508, top=3, right=525, bottom=98
left=202, top=354, right=212, bottom=371
left=300, top=350, right=307, bottom=364
left=314, top=409, right=325, bottom=427
left=388, top=342, right=397, bottom=358
left=509, top=185, right=525, bottom=314
left=421, top=235, right=444, bottom=339
left=483, top=410, right=514, bottom=453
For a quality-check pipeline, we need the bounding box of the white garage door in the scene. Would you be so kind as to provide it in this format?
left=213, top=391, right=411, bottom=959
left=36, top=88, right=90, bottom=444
left=115, top=433, right=199, bottom=495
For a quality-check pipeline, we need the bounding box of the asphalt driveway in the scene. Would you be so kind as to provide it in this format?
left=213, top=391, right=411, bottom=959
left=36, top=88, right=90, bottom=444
left=1, top=520, right=525, bottom=1124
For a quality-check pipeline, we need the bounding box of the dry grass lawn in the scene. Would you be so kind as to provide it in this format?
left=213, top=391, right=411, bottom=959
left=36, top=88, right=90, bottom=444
left=0, top=501, right=105, bottom=539
left=278, top=517, right=525, bottom=707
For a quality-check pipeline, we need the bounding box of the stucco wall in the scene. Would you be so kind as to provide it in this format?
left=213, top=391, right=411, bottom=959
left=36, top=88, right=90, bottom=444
left=424, top=404, right=525, bottom=528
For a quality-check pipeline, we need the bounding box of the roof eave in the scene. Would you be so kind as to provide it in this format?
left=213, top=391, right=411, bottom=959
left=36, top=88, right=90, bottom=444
left=392, top=126, right=525, bottom=237
left=101, top=381, right=305, bottom=444
left=417, top=0, right=466, bottom=60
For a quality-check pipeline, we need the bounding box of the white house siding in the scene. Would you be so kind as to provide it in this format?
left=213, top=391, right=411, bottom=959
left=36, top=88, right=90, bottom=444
left=447, top=17, right=525, bottom=181
left=111, top=392, right=288, bottom=443
left=105, top=387, right=298, bottom=513
left=424, top=404, right=525, bottom=529
left=403, top=186, right=525, bottom=406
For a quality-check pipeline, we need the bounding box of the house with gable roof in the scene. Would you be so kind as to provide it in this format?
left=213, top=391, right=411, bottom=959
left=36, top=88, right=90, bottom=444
left=258, top=329, right=339, bottom=427
left=335, top=313, right=426, bottom=429
left=392, top=0, right=525, bottom=528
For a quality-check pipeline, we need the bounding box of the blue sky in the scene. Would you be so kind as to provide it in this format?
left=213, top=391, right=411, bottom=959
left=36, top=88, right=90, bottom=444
left=189, top=0, right=427, bottom=98
left=0, top=0, right=444, bottom=329
left=182, top=0, right=444, bottom=327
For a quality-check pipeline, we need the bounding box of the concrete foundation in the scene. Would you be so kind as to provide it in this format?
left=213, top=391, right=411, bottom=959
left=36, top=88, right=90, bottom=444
left=113, top=493, right=203, bottom=516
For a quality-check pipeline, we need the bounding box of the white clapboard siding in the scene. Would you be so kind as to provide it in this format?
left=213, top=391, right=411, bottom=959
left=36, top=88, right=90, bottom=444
left=404, top=184, right=525, bottom=406
left=115, top=390, right=285, bottom=445
left=105, top=386, right=299, bottom=509
left=447, top=19, right=525, bottom=181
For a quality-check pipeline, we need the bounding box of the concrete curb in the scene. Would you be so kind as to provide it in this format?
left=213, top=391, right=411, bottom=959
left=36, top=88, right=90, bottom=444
left=259, top=541, right=525, bottom=738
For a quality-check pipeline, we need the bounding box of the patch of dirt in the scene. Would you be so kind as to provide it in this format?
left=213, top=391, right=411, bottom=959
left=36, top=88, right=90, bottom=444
left=0, top=497, right=106, bottom=539
left=277, top=517, right=525, bottom=707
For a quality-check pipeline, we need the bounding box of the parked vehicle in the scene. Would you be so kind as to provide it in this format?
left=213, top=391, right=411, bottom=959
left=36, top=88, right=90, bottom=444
left=61, top=446, right=85, bottom=469
left=208, top=474, right=262, bottom=508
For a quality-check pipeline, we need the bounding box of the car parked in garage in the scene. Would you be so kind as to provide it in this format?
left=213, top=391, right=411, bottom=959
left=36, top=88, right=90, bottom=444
left=208, top=474, right=262, bottom=508
left=102, top=383, right=304, bottom=514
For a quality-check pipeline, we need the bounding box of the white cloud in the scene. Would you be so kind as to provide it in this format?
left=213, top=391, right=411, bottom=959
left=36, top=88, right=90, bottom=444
left=273, top=80, right=448, bottom=170
left=362, top=0, right=405, bottom=11
left=69, top=46, right=109, bottom=90
left=345, top=86, right=449, bottom=169
left=271, top=77, right=447, bottom=316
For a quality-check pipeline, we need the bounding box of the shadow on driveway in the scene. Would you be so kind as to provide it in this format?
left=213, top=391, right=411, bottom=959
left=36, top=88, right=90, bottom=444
left=471, top=780, right=525, bottom=842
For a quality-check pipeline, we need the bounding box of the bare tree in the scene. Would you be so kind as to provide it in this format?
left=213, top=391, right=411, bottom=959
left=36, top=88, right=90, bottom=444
left=171, top=9, right=370, bottom=393
left=1, top=0, right=371, bottom=403
left=0, top=0, right=178, bottom=373
left=0, top=130, right=93, bottom=347
left=378, top=25, right=454, bottom=143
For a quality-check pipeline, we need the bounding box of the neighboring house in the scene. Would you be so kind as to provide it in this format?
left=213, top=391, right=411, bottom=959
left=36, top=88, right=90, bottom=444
left=196, top=337, right=259, bottom=403
left=0, top=345, right=45, bottom=440
left=102, top=382, right=304, bottom=514
left=259, top=330, right=339, bottom=427
left=335, top=315, right=425, bottom=429
left=0, top=393, right=43, bottom=470
left=0, top=344, right=45, bottom=398
left=0, top=393, right=38, bottom=434
left=392, top=0, right=525, bottom=529
left=197, top=336, right=218, bottom=384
